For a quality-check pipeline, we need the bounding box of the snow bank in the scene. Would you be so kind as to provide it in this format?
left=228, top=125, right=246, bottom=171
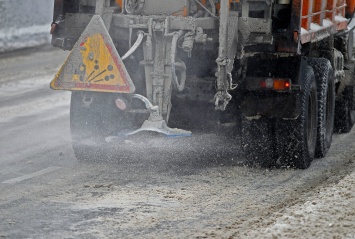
left=262, top=168, right=355, bottom=239
left=0, top=24, right=50, bottom=53
left=0, top=0, right=53, bottom=52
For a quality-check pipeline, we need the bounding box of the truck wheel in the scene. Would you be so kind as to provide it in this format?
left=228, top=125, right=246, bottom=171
left=334, top=86, right=355, bottom=133
left=241, top=116, right=276, bottom=168
left=275, top=66, right=318, bottom=169
left=309, top=58, right=335, bottom=158
left=70, top=91, right=125, bottom=161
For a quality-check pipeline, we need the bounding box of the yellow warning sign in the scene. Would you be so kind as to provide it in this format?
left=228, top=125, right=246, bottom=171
left=51, top=16, right=135, bottom=93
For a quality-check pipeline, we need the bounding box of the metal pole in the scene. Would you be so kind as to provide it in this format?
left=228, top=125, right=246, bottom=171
left=214, top=0, right=231, bottom=110
left=95, top=0, right=105, bottom=15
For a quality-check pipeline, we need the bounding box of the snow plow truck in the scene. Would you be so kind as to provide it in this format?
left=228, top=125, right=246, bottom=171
left=50, top=0, right=355, bottom=169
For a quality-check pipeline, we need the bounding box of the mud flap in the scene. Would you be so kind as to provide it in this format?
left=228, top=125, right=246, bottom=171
left=51, top=15, right=135, bottom=93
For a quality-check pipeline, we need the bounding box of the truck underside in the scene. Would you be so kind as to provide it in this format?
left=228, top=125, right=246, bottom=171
left=51, top=0, right=355, bottom=169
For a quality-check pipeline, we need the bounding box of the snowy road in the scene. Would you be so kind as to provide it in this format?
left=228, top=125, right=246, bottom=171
left=0, top=46, right=355, bottom=238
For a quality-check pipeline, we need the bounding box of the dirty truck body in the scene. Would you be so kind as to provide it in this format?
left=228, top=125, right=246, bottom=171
left=51, top=0, right=355, bottom=168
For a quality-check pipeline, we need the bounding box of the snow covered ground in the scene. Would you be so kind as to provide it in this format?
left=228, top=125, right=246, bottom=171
left=262, top=170, right=355, bottom=239
left=229, top=162, right=355, bottom=239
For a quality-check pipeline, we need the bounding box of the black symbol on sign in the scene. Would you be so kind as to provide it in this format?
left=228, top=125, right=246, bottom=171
left=79, top=64, right=86, bottom=82
left=93, top=64, right=115, bottom=82
left=80, top=48, right=116, bottom=83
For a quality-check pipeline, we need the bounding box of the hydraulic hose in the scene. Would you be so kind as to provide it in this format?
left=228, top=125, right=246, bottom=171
left=121, top=31, right=144, bottom=60
left=131, top=94, right=154, bottom=109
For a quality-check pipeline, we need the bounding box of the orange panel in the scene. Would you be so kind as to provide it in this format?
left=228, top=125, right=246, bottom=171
left=313, top=0, right=322, bottom=24
left=302, top=0, right=310, bottom=29
left=326, top=0, right=334, bottom=20
left=346, top=0, right=355, bottom=16
left=115, top=0, right=123, bottom=8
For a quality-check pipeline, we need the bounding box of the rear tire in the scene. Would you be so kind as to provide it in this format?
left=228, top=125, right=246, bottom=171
left=308, top=58, right=335, bottom=158
left=275, top=65, right=318, bottom=169
left=70, top=91, right=128, bottom=161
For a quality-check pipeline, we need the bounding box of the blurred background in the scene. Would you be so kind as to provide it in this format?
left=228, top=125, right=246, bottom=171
left=0, top=0, right=53, bottom=52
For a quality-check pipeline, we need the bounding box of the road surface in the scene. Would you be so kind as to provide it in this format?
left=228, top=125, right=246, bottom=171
left=0, top=46, right=355, bottom=238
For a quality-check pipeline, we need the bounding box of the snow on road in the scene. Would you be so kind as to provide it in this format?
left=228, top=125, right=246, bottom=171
left=227, top=164, right=355, bottom=239
left=264, top=170, right=355, bottom=239
left=1, top=47, right=355, bottom=239
left=0, top=75, right=70, bottom=122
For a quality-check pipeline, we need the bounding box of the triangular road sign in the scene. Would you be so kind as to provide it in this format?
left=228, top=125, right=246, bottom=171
left=51, top=15, right=135, bottom=93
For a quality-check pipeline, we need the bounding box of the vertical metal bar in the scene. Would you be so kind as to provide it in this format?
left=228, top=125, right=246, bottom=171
left=302, top=0, right=309, bottom=29
left=214, top=0, right=231, bottom=110
left=152, top=34, right=165, bottom=114
left=320, top=0, right=327, bottom=25
left=313, top=0, right=321, bottom=24
left=95, top=0, right=105, bottom=15
left=218, top=0, right=228, bottom=63
left=332, top=0, right=336, bottom=22
left=242, top=1, right=249, bottom=17
left=308, top=0, right=313, bottom=29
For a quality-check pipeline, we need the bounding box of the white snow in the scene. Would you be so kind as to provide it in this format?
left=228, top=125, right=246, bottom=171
left=0, top=24, right=51, bottom=53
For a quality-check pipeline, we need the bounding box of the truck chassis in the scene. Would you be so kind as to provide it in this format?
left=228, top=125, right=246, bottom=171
left=51, top=0, right=355, bottom=168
